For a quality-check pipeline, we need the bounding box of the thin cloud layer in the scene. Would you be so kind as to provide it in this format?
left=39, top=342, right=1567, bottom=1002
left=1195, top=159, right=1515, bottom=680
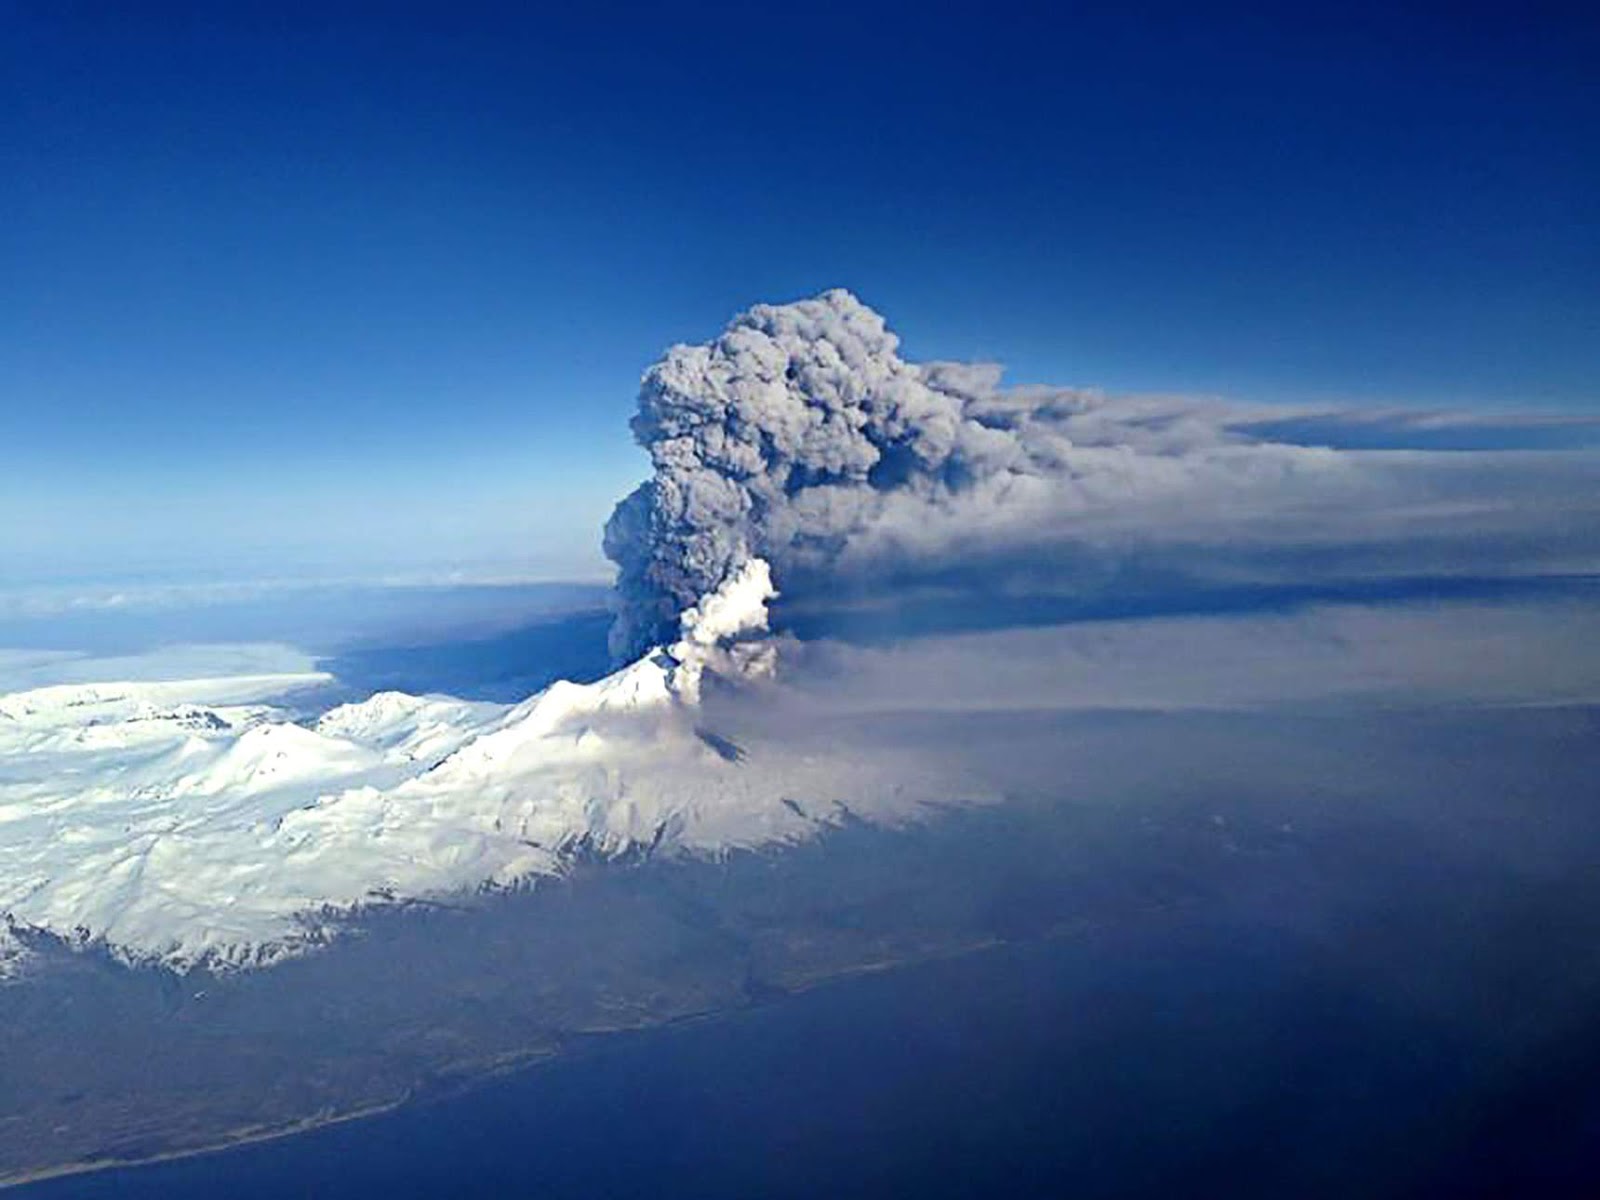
left=604, top=290, right=1600, bottom=657
left=780, top=597, right=1600, bottom=715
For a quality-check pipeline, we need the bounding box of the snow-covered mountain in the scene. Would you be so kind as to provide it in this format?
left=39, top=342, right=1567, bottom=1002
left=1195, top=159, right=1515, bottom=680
left=0, top=561, right=973, bottom=977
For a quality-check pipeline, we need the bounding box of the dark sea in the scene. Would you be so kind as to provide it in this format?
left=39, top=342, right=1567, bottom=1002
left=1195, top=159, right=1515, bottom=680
left=21, top=906, right=1600, bottom=1200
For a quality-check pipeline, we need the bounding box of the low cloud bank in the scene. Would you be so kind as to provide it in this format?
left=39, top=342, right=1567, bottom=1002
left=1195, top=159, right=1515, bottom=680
left=776, top=597, right=1600, bottom=716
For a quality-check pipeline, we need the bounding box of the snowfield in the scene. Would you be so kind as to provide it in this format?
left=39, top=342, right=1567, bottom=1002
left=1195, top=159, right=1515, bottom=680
left=0, top=562, right=973, bottom=977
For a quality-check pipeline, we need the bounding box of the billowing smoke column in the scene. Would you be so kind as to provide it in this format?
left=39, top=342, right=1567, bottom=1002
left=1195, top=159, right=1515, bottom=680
left=603, top=289, right=1043, bottom=660
left=603, top=287, right=1593, bottom=662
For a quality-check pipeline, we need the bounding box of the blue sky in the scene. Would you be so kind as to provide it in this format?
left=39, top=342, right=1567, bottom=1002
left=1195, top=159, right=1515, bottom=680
left=3, top=2, right=1596, bottom=586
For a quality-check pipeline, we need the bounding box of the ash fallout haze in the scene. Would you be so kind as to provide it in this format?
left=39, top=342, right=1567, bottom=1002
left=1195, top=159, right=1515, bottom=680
left=2, top=4, right=1600, bottom=1199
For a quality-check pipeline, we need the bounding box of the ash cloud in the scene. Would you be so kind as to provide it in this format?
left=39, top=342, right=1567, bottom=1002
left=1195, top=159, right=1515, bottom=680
left=602, top=289, right=997, bottom=658
left=604, top=289, right=1600, bottom=659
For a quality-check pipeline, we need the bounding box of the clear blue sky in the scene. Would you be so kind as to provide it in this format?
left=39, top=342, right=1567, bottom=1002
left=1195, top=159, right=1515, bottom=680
left=3, top=2, right=1595, bottom=585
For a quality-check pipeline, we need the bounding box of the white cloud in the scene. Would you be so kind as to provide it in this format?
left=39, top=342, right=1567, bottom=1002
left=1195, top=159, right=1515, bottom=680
left=0, top=643, right=325, bottom=694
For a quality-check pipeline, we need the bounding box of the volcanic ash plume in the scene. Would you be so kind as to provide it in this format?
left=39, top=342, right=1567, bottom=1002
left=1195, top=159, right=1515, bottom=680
left=602, top=287, right=1600, bottom=663
left=602, top=288, right=1055, bottom=659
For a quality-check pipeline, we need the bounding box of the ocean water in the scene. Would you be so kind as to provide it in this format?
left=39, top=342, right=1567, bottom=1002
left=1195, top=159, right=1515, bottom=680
left=21, top=907, right=1599, bottom=1200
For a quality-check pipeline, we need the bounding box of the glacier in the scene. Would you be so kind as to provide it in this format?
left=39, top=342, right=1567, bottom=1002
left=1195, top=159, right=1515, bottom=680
left=0, top=560, right=975, bottom=977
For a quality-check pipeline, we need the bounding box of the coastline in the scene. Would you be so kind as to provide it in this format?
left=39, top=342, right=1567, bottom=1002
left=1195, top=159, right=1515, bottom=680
left=0, top=931, right=1028, bottom=1193
left=0, top=1098, right=410, bottom=1194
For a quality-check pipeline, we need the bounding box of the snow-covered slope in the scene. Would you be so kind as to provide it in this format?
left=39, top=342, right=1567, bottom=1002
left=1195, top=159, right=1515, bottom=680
left=0, top=561, right=973, bottom=976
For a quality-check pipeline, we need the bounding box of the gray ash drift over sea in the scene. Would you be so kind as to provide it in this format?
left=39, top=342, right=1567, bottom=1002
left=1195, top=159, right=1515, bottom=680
left=602, top=288, right=1600, bottom=661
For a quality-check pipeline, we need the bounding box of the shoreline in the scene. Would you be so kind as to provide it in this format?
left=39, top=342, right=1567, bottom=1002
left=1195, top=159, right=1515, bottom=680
left=0, top=930, right=1039, bottom=1194
left=0, top=1097, right=409, bottom=1194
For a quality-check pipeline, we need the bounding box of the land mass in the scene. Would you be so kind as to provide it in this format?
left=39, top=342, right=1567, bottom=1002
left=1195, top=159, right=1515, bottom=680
left=6, top=705, right=1600, bottom=1192
left=0, top=777, right=1270, bottom=1189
